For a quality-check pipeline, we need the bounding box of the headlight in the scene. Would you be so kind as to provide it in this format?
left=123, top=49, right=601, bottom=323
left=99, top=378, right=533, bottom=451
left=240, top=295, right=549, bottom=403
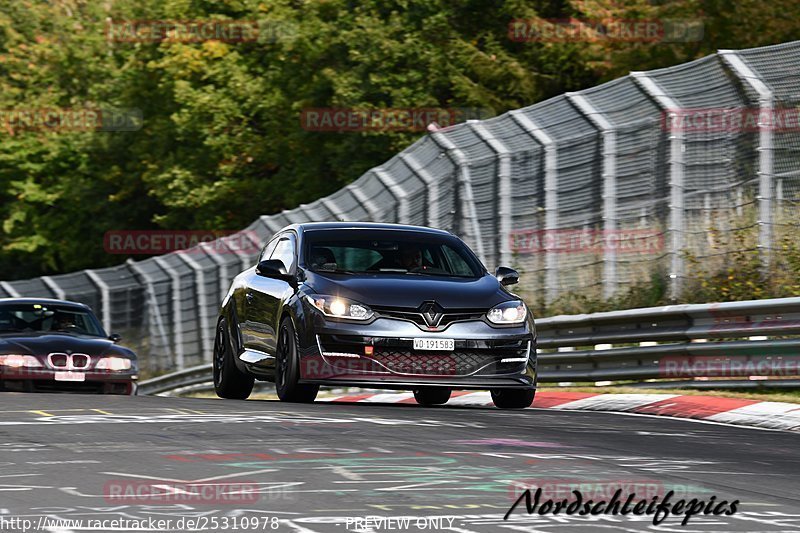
left=0, top=355, right=42, bottom=368
left=96, top=356, right=132, bottom=371
left=487, top=300, right=527, bottom=325
left=305, top=295, right=373, bottom=321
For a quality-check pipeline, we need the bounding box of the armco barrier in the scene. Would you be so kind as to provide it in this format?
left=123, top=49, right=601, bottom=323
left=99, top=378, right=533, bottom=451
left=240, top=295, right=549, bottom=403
left=536, top=296, right=800, bottom=382
left=137, top=364, right=213, bottom=395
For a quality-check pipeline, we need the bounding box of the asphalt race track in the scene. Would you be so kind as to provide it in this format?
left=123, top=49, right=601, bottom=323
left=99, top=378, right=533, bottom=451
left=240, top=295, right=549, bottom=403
left=0, top=392, right=799, bottom=533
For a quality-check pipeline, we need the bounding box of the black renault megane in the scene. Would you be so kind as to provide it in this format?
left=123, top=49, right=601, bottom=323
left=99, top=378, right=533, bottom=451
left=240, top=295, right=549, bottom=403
left=213, top=222, right=536, bottom=408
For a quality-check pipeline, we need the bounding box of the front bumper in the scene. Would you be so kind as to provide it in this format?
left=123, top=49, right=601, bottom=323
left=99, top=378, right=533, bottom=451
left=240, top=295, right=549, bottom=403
left=0, top=368, right=137, bottom=394
left=299, top=316, right=536, bottom=390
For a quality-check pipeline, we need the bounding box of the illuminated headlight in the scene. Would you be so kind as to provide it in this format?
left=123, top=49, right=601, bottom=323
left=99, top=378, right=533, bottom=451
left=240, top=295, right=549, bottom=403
left=96, top=356, right=132, bottom=371
left=0, top=354, right=42, bottom=368
left=306, top=295, right=373, bottom=321
left=487, top=300, right=527, bottom=325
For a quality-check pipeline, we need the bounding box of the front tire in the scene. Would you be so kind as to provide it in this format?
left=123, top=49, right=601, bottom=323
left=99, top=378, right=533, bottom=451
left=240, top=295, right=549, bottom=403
left=413, top=387, right=451, bottom=406
left=213, top=318, right=254, bottom=400
left=275, top=317, right=319, bottom=403
left=491, top=388, right=535, bottom=409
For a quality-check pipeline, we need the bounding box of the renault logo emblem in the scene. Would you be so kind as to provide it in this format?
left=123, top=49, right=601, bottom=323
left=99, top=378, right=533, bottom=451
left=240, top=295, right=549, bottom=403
left=420, top=302, right=444, bottom=328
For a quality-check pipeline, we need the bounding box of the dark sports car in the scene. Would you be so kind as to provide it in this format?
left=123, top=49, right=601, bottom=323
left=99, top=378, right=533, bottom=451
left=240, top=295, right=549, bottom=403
left=0, top=298, right=138, bottom=394
left=214, top=222, right=536, bottom=408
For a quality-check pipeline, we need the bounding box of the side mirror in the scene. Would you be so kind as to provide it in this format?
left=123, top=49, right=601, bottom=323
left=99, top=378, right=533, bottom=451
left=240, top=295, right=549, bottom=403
left=108, top=333, right=122, bottom=343
left=256, top=259, right=295, bottom=282
left=495, top=266, right=519, bottom=286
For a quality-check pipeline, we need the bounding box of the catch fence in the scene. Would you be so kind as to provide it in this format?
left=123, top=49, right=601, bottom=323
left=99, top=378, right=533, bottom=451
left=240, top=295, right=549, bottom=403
left=2, top=41, right=799, bottom=372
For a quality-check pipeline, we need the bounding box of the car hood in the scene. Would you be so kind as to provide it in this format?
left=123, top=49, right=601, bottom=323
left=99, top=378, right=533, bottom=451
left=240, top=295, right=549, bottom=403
left=0, top=333, right=127, bottom=357
left=304, top=272, right=512, bottom=309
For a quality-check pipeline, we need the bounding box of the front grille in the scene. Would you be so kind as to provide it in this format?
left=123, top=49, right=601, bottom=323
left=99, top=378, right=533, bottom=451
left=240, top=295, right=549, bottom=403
left=318, top=335, right=529, bottom=377
left=47, top=353, right=90, bottom=370
left=367, top=349, right=506, bottom=376
left=49, top=353, right=68, bottom=368
left=373, top=307, right=484, bottom=330
left=71, top=354, right=90, bottom=369
left=30, top=381, right=106, bottom=394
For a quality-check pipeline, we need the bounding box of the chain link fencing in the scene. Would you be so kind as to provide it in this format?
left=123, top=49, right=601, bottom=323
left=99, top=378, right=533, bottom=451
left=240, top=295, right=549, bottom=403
left=1, top=40, right=799, bottom=374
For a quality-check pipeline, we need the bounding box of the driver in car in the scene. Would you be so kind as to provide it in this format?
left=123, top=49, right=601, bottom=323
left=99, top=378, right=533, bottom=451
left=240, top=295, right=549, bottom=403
left=369, top=243, right=430, bottom=271
left=52, top=313, right=78, bottom=332
left=399, top=244, right=423, bottom=270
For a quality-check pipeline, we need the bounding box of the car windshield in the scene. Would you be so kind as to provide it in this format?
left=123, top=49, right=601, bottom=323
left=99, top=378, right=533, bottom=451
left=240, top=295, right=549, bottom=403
left=304, top=229, right=484, bottom=277
left=0, top=303, right=105, bottom=336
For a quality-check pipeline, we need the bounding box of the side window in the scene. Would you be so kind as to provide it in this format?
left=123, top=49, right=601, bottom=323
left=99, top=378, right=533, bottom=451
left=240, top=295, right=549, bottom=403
left=258, top=239, right=279, bottom=264
left=270, top=234, right=297, bottom=272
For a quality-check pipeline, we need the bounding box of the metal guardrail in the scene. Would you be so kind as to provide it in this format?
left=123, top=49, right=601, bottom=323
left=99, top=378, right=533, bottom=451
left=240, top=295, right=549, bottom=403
left=536, top=296, right=800, bottom=385
left=139, top=297, right=800, bottom=395
left=137, top=364, right=213, bottom=396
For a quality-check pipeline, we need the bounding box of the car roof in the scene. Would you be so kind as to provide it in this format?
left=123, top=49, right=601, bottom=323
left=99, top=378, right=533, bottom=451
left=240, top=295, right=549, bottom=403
left=0, top=297, right=91, bottom=310
left=278, top=222, right=453, bottom=236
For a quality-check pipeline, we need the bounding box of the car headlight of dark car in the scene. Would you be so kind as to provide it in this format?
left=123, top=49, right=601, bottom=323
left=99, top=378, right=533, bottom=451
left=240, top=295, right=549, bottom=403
left=486, top=300, right=527, bottom=325
left=305, top=294, right=374, bottom=321
left=95, top=356, right=133, bottom=371
left=0, top=354, right=42, bottom=368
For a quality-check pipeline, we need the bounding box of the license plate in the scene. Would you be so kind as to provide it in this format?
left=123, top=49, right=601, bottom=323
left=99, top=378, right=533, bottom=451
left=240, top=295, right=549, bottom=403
left=54, top=371, right=85, bottom=382
left=413, top=338, right=455, bottom=351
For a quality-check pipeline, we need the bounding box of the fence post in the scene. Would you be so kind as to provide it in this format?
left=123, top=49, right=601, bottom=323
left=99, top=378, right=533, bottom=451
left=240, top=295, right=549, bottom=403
left=0, top=281, right=20, bottom=297
left=41, top=276, right=67, bottom=300
left=228, top=231, right=260, bottom=273
left=399, top=151, right=440, bottom=228
left=84, top=269, right=111, bottom=334
left=430, top=132, right=486, bottom=264
left=126, top=258, right=171, bottom=371
left=281, top=208, right=305, bottom=225
left=153, top=257, right=184, bottom=370
left=373, top=169, right=410, bottom=224
left=470, top=121, right=512, bottom=268
left=719, top=49, right=774, bottom=275
left=631, top=72, right=685, bottom=301
left=567, top=93, right=619, bottom=300
left=200, top=242, right=230, bottom=302
left=321, top=196, right=351, bottom=222
left=346, top=184, right=382, bottom=222
left=176, top=253, right=212, bottom=362
left=259, top=215, right=284, bottom=235
left=510, top=110, right=559, bottom=303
